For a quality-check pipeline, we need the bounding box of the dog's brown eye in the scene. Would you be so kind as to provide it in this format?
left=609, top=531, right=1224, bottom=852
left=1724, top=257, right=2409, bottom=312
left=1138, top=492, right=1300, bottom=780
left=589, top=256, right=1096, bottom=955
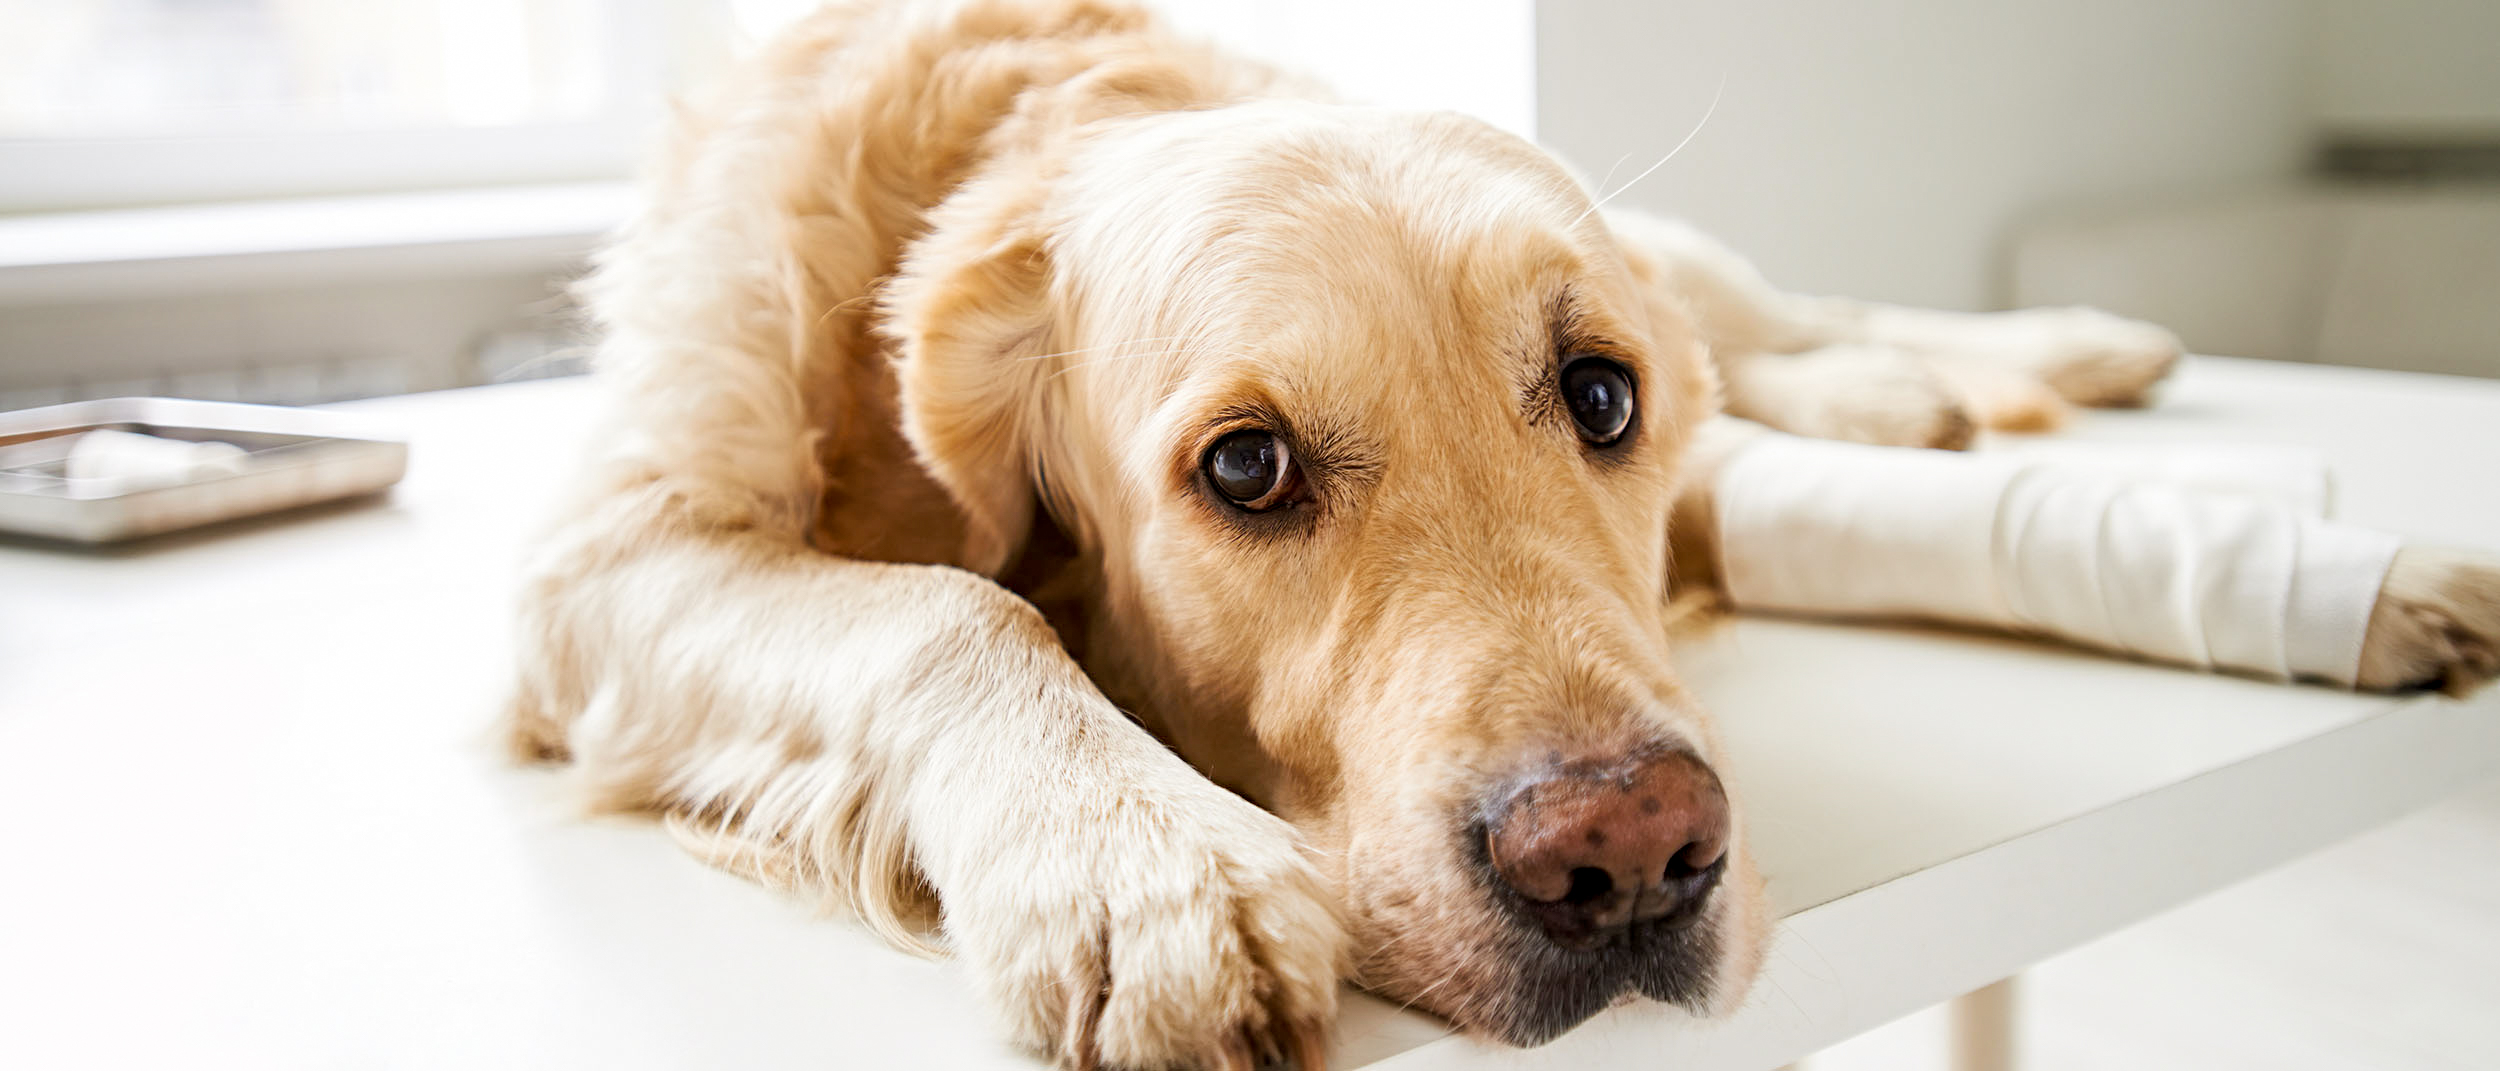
left=1204, top=430, right=1295, bottom=510
left=1562, top=357, right=1634, bottom=445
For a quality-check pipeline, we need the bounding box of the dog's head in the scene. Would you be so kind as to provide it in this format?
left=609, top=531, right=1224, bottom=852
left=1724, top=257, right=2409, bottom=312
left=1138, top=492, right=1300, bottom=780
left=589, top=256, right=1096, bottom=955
left=887, top=101, right=1766, bottom=1044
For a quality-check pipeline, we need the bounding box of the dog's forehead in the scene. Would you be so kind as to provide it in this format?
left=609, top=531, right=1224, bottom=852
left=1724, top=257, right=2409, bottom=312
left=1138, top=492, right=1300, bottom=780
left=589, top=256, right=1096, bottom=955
left=1056, top=103, right=1629, bottom=401
left=1057, top=102, right=1605, bottom=312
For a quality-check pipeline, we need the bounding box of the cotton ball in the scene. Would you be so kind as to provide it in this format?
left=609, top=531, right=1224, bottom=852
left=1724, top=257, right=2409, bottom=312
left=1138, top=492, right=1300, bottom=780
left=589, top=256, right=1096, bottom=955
left=65, top=428, right=248, bottom=493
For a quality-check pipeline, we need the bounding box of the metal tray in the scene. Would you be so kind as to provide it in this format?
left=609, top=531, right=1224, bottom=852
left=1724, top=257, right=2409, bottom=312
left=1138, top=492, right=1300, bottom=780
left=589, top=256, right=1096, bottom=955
left=0, top=397, right=408, bottom=544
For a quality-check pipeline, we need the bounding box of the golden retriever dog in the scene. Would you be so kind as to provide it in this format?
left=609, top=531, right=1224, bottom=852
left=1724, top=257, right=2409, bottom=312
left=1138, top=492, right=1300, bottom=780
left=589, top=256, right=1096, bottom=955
left=505, top=2, right=2500, bottom=1067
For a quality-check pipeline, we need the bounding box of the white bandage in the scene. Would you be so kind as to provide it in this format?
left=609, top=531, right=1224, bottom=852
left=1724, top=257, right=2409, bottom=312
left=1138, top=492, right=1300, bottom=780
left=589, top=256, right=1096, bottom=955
left=1990, top=441, right=2334, bottom=516
left=1713, top=433, right=2400, bottom=686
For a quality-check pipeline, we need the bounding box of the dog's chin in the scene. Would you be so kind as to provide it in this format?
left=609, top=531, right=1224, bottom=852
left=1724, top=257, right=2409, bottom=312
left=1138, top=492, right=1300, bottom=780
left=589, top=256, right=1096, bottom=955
left=1365, top=908, right=1728, bottom=1048
left=1479, top=920, right=1725, bottom=1046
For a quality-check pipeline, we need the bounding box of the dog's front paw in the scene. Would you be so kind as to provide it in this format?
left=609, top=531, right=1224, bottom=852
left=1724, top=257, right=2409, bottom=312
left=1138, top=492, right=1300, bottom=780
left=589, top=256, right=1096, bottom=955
left=2010, top=307, right=2183, bottom=407
left=2358, top=548, right=2500, bottom=695
left=948, top=784, right=1345, bottom=1070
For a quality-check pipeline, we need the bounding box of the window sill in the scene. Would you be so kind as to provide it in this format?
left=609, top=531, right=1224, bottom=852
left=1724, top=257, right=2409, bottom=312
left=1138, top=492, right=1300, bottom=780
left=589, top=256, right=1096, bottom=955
left=0, top=182, right=634, bottom=306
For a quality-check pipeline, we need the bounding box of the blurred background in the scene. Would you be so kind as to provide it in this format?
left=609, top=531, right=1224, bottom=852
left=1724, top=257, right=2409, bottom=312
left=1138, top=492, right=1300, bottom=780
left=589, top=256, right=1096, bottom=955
left=2, top=0, right=2496, bottom=413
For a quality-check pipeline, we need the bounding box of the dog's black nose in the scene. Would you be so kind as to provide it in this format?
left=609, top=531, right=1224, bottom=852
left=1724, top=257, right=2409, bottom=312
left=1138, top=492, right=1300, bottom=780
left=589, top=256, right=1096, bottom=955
left=1483, top=748, right=1729, bottom=949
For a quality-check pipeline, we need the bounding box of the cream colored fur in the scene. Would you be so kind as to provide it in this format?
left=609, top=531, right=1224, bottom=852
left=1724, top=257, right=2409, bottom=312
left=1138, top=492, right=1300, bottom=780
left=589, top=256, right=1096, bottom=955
left=504, top=3, right=2500, bottom=1068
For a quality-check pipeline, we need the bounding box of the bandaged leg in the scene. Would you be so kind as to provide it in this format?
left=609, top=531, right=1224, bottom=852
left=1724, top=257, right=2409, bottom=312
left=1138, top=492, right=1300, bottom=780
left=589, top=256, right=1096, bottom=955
left=1709, top=429, right=2401, bottom=686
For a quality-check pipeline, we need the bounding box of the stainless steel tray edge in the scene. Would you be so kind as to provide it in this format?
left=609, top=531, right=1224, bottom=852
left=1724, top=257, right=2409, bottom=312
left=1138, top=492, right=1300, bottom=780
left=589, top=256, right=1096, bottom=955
left=0, top=397, right=409, bottom=544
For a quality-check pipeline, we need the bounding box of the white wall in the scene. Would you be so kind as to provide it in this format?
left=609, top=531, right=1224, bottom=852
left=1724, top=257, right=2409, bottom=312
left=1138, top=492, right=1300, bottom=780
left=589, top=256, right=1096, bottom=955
left=1535, top=0, right=2315, bottom=311
left=2312, top=0, right=2500, bottom=135
left=1159, top=0, right=1536, bottom=139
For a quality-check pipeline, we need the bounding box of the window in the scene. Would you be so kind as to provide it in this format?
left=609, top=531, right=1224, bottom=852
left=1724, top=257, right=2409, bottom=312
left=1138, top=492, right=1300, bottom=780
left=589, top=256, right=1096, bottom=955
left=3, top=0, right=625, bottom=136
left=0, top=0, right=754, bottom=211
left=0, top=0, right=1528, bottom=213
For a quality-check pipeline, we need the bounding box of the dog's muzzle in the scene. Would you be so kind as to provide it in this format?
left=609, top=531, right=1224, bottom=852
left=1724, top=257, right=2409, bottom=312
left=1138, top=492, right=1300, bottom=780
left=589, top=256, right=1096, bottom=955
left=1466, top=744, right=1733, bottom=1044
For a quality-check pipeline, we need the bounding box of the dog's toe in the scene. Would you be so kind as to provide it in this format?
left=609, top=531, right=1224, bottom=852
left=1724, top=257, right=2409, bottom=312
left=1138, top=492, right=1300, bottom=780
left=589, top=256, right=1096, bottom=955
left=1742, top=345, right=1979, bottom=450
left=2019, top=307, right=2184, bottom=408
left=2358, top=548, right=2500, bottom=696
left=1817, top=371, right=1976, bottom=451
left=954, top=788, right=1344, bottom=1070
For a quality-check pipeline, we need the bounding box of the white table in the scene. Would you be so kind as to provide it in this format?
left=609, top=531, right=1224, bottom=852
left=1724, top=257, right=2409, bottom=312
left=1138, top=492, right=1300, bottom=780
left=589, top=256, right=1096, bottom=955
left=4, top=357, right=2495, bottom=1070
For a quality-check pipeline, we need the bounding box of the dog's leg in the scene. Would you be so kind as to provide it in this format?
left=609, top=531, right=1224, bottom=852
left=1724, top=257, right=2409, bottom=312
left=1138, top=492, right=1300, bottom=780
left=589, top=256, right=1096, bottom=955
left=1715, top=344, right=1979, bottom=450
left=1668, top=419, right=2500, bottom=695
left=1771, top=296, right=2186, bottom=432
left=512, top=514, right=1343, bottom=1070
left=1606, top=210, right=1984, bottom=448
left=1823, top=301, right=2185, bottom=410
left=1606, top=210, right=2180, bottom=446
left=1604, top=211, right=1969, bottom=449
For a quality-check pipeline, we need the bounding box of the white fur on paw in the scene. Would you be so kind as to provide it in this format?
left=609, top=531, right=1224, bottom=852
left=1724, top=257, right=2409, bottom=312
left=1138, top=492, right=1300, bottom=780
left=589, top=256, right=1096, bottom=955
left=947, top=786, right=1344, bottom=1070
left=2012, top=307, right=2184, bottom=407
left=2358, top=548, right=2500, bottom=696
left=1923, top=352, right=2072, bottom=433
left=1742, top=346, right=1975, bottom=450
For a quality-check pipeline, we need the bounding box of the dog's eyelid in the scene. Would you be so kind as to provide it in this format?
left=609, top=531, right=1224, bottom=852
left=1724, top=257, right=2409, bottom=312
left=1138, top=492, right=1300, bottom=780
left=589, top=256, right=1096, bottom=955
left=1188, top=404, right=1372, bottom=477
left=1544, top=297, right=1642, bottom=380
left=1191, top=396, right=1286, bottom=439
left=1200, top=414, right=1277, bottom=444
left=1554, top=329, right=1637, bottom=367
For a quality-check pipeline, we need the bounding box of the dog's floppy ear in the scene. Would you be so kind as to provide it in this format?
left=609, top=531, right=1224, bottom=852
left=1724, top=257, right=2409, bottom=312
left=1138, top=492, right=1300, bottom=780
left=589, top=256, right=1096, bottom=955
left=882, top=178, right=1058, bottom=577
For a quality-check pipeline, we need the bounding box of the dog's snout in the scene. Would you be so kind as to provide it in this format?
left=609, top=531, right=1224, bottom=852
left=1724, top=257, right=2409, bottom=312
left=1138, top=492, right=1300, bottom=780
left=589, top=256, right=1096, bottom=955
left=1483, top=748, right=1730, bottom=949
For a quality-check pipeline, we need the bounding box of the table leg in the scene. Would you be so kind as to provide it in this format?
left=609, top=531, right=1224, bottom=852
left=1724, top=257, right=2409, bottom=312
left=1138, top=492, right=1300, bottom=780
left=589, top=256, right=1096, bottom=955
left=1950, top=975, right=2019, bottom=1071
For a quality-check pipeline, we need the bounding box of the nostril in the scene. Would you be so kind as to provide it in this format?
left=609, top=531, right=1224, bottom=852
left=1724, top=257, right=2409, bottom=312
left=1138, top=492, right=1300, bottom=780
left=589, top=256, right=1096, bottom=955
left=1674, top=855, right=1726, bottom=901
left=1663, top=841, right=1716, bottom=881
left=1648, top=852, right=1727, bottom=926
left=1561, top=867, right=1612, bottom=905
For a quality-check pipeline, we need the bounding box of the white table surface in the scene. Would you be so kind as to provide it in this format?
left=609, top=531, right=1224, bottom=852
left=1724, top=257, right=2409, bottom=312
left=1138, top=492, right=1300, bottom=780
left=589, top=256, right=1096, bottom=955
left=3, top=356, right=2496, bottom=1070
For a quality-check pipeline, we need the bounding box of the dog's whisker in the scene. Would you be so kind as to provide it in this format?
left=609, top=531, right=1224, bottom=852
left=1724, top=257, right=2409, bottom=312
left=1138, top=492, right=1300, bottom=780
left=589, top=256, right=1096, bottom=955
left=1377, top=954, right=1464, bottom=1017
left=1571, top=73, right=1726, bottom=226
left=1039, top=342, right=1250, bottom=382
left=1043, top=353, right=1176, bottom=382
left=815, top=293, right=877, bottom=330
left=1588, top=149, right=1640, bottom=206
left=492, top=342, right=599, bottom=383
left=1051, top=344, right=1190, bottom=374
